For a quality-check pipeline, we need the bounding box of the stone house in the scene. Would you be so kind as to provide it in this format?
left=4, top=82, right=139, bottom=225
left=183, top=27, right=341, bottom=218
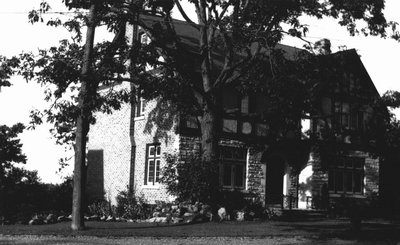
left=86, top=16, right=381, bottom=209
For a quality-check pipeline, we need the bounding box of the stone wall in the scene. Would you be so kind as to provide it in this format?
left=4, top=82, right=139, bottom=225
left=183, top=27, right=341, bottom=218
left=247, top=147, right=265, bottom=201
left=309, top=152, right=328, bottom=197
left=309, top=150, right=380, bottom=208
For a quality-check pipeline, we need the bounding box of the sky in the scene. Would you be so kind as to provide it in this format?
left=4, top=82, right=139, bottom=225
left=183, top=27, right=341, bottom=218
left=0, top=1, right=399, bottom=183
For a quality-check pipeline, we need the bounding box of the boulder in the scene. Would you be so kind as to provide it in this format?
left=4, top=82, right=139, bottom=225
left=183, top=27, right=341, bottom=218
left=106, top=216, right=115, bottom=222
left=218, top=207, right=227, bottom=221
left=172, top=217, right=183, bottom=224
left=89, top=215, right=100, bottom=221
left=191, top=205, right=199, bottom=213
left=165, top=213, right=172, bottom=222
left=115, top=217, right=126, bottom=222
left=148, top=217, right=168, bottom=223
left=29, top=216, right=44, bottom=225
left=57, top=216, right=68, bottom=222
left=236, top=211, right=245, bottom=221
left=45, top=214, right=57, bottom=224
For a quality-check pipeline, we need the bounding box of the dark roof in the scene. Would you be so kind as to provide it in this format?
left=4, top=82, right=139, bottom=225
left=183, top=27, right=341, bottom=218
left=139, top=14, right=304, bottom=68
left=139, top=15, right=379, bottom=98
left=326, top=49, right=380, bottom=97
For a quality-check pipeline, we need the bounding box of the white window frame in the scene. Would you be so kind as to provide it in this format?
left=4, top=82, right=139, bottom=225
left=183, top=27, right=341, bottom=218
left=145, top=144, right=161, bottom=186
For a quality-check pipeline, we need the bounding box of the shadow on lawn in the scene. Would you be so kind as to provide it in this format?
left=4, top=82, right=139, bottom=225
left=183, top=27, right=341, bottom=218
left=279, top=220, right=400, bottom=241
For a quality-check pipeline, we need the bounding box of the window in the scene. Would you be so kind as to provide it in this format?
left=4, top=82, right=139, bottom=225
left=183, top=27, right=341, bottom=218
left=328, top=156, right=364, bottom=194
left=350, top=110, right=365, bottom=131
left=220, top=147, right=247, bottom=189
left=241, top=95, right=249, bottom=114
left=145, top=144, right=161, bottom=185
left=222, top=119, right=238, bottom=133
left=334, top=101, right=350, bottom=128
left=185, top=116, right=199, bottom=129
left=135, top=93, right=146, bottom=117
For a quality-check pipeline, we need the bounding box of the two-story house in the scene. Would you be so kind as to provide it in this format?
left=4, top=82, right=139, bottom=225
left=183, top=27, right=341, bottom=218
left=86, top=16, right=381, bottom=209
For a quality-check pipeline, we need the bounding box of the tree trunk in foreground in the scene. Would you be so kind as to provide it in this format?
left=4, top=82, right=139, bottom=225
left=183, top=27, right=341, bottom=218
left=200, top=107, right=219, bottom=163
left=71, top=3, right=97, bottom=231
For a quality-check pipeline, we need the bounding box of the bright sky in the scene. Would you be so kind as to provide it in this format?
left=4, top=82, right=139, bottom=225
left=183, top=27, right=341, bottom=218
left=0, top=1, right=399, bottom=183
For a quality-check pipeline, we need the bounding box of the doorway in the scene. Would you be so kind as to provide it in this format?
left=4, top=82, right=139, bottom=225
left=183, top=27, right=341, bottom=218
left=265, top=155, right=285, bottom=205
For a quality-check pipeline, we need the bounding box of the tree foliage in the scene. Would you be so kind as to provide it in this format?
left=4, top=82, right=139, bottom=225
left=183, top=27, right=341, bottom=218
left=3, top=0, right=396, bottom=150
left=0, top=123, right=26, bottom=170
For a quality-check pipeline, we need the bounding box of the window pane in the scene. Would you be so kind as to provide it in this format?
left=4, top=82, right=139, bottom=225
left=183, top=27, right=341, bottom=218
left=232, top=148, right=246, bottom=160
left=223, top=164, right=232, bottom=186
left=354, top=172, right=362, bottom=193
left=342, top=114, right=350, bottom=127
left=149, top=146, right=155, bottom=157
left=241, top=96, right=249, bottom=114
left=342, top=103, right=350, bottom=113
left=334, top=102, right=341, bottom=113
left=148, top=160, right=155, bottom=183
left=256, top=123, right=268, bottom=136
left=156, top=146, right=161, bottom=156
left=357, top=111, right=364, bottom=130
left=336, top=157, right=344, bottom=167
left=141, top=99, right=146, bottom=113
left=220, top=147, right=232, bottom=159
left=223, top=119, right=238, bottom=133
left=344, top=158, right=353, bottom=168
left=354, top=158, right=364, bottom=168
left=136, top=98, right=142, bottom=117
left=335, top=171, right=343, bottom=192
left=344, top=171, right=352, bottom=192
left=186, top=117, right=198, bottom=128
left=351, top=112, right=358, bottom=129
left=155, top=160, right=161, bottom=182
left=223, top=88, right=239, bottom=112
left=234, top=164, right=244, bottom=187
left=328, top=169, right=334, bottom=191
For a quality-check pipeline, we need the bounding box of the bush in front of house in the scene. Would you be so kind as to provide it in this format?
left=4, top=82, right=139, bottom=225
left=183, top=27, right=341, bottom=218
left=160, top=154, right=220, bottom=204
left=160, top=154, right=266, bottom=221
left=115, top=187, right=152, bottom=220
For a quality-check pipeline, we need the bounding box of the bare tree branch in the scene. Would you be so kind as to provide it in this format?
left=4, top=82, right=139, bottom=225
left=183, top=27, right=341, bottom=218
left=174, top=0, right=199, bottom=30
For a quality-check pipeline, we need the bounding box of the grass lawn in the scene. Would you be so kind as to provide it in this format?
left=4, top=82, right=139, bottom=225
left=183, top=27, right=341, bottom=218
left=0, top=219, right=399, bottom=242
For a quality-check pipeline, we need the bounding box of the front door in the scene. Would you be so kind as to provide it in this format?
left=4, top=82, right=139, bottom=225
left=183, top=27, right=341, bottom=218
left=266, top=156, right=285, bottom=205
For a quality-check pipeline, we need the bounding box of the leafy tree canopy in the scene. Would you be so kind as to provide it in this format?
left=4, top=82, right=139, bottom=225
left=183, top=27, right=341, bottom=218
left=0, top=123, right=26, bottom=170
left=0, top=0, right=396, bottom=148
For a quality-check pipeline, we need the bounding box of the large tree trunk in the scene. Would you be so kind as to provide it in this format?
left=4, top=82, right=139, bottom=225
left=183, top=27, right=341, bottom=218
left=200, top=105, right=219, bottom=163
left=197, top=1, right=219, bottom=163
left=71, top=3, right=97, bottom=231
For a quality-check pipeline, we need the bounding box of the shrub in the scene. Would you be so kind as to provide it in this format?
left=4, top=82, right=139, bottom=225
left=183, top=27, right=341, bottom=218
left=160, top=154, right=219, bottom=204
left=115, top=187, right=151, bottom=219
left=87, top=200, right=113, bottom=217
